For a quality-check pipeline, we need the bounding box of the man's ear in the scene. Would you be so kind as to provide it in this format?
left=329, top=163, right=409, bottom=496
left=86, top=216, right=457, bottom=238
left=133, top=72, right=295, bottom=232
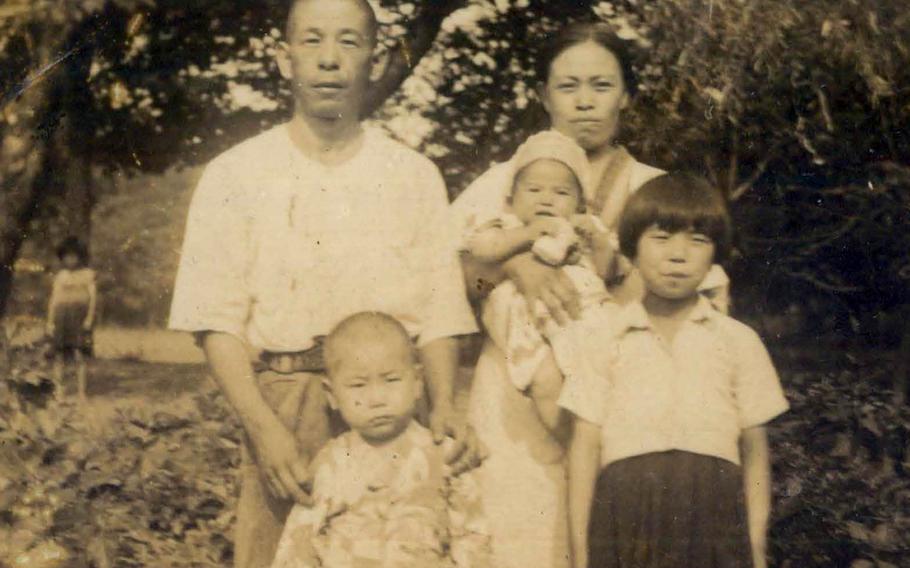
left=619, top=91, right=630, bottom=111
left=276, top=42, right=293, bottom=80
left=369, top=45, right=390, bottom=83
left=322, top=377, right=338, bottom=410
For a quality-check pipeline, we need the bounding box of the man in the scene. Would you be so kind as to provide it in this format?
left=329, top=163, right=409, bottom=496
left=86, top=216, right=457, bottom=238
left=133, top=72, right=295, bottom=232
left=169, top=1, right=478, bottom=566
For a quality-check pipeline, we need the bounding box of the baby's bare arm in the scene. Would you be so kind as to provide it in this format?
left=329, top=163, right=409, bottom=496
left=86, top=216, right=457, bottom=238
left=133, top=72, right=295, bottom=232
left=468, top=225, right=537, bottom=264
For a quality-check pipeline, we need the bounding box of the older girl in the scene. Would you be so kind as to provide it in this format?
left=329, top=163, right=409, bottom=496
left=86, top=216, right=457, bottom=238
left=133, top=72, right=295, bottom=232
left=561, top=174, right=788, bottom=568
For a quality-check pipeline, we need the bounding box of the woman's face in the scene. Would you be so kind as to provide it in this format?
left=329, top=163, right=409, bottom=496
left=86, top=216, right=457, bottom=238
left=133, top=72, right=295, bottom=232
left=540, top=41, right=629, bottom=152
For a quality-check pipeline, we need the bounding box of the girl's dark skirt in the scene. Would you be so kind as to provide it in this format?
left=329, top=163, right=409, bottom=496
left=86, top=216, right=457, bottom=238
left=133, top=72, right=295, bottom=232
left=588, top=450, right=752, bottom=568
left=52, top=302, right=93, bottom=357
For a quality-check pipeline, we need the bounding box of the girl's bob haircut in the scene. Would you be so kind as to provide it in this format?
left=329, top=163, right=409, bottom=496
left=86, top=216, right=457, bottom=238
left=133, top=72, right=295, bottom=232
left=56, top=236, right=90, bottom=265
left=618, top=173, right=732, bottom=262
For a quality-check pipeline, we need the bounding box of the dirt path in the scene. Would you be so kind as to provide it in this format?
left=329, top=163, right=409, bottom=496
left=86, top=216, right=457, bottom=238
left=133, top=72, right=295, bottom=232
left=75, top=358, right=474, bottom=419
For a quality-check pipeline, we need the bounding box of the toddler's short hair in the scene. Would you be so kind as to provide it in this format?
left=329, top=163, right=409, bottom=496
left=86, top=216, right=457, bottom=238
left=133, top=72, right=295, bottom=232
left=323, top=311, right=415, bottom=376
left=617, top=173, right=732, bottom=262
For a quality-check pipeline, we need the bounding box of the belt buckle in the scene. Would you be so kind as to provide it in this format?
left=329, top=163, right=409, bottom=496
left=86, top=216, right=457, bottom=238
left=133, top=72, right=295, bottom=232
left=262, top=339, right=325, bottom=374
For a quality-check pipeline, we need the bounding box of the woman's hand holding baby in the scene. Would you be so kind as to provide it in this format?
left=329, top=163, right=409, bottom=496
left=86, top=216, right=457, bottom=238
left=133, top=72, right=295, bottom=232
left=570, top=214, right=615, bottom=279
left=504, top=254, right=581, bottom=325
left=569, top=215, right=609, bottom=250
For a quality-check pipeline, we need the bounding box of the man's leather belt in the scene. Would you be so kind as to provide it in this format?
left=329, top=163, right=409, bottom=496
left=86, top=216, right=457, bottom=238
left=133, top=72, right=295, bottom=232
left=259, top=340, right=325, bottom=374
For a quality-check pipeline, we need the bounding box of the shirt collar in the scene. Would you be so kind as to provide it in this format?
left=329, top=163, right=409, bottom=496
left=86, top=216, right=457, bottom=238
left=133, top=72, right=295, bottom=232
left=618, top=294, right=717, bottom=335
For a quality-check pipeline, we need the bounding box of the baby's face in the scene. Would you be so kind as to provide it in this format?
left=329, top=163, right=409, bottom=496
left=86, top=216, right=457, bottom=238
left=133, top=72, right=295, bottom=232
left=511, top=159, right=582, bottom=225
left=327, top=336, right=422, bottom=444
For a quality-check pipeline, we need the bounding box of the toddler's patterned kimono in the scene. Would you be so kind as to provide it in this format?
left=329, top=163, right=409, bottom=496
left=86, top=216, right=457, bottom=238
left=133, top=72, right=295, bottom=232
left=271, top=423, right=491, bottom=568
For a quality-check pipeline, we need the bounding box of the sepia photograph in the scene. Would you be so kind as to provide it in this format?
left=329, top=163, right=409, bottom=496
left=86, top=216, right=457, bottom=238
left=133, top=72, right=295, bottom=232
left=0, top=0, right=908, bottom=567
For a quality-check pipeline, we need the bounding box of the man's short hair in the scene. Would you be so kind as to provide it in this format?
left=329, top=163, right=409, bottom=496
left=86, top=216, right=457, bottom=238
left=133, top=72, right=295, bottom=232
left=285, top=0, right=379, bottom=45
left=323, top=311, right=415, bottom=376
left=617, top=173, right=733, bottom=262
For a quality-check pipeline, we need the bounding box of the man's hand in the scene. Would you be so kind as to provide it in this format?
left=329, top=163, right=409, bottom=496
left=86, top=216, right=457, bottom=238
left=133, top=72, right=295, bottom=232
left=248, top=419, right=313, bottom=505
left=82, top=318, right=93, bottom=330
left=429, top=404, right=486, bottom=476
left=505, top=253, right=581, bottom=325
left=202, top=332, right=313, bottom=505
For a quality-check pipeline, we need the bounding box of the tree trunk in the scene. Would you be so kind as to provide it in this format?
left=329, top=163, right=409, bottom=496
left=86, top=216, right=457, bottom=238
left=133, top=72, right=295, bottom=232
left=363, top=1, right=466, bottom=117
left=58, top=30, right=97, bottom=242
left=0, top=25, right=68, bottom=319
left=0, top=9, right=99, bottom=319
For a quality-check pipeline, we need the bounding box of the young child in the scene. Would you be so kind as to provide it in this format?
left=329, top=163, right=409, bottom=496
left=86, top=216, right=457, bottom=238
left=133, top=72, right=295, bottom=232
left=560, top=173, right=789, bottom=568
left=46, top=237, right=97, bottom=401
left=270, top=312, right=491, bottom=568
left=466, top=130, right=613, bottom=443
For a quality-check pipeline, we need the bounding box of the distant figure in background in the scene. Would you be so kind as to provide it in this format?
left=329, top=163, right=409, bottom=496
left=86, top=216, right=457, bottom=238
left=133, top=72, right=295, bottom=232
left=46, top=236, right=97, bottom=401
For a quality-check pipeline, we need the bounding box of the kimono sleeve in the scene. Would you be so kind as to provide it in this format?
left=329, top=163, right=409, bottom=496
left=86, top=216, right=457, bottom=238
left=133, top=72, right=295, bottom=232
left=446, top=469, right=493, bottom=568
left=270, top=448, right=338, bottom=568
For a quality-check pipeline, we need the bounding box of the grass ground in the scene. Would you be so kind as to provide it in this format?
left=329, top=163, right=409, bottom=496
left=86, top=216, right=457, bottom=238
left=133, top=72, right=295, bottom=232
left=1, top=344, right=909, bottom=567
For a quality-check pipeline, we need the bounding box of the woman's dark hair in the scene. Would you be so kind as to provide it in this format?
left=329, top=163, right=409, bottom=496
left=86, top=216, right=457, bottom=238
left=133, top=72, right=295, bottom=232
left=56, top=236, right=89, bottom=265
left=618, top=173, right=732, bottom=262
left=535, top=21, right=640, bottom=97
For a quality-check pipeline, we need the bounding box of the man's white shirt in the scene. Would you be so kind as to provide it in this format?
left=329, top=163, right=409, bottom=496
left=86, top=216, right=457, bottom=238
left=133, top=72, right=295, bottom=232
left=170, top=124, right=477, bottom=352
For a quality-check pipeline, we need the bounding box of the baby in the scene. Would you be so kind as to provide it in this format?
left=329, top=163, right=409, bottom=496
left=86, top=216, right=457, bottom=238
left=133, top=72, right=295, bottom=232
left=466, top=130, right=613, bottom=444
left=270, top=312, right=491, bottom=568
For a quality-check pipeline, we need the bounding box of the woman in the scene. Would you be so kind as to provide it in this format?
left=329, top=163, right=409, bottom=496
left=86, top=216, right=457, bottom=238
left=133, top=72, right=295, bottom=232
left=452, top=22, right=728, bottom=568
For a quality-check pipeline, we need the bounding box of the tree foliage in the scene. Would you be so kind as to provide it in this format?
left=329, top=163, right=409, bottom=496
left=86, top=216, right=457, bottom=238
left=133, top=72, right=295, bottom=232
left=1, top=0, right=908, bottom=326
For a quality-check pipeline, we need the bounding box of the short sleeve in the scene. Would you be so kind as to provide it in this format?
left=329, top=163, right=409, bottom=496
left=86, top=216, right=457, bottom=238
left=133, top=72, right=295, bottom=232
left=446, top=469, right=492, bottom=568
left=168, top=160, right=253, bottom=340
left=555, top=310, right=615, bottom=425
left=411, top=161, right=478, bottom=346
left=271, top=444, right=341, bottom=568
left=731, top=326, right=789, bottom=429
left=450, top=162, right=514, bottom=251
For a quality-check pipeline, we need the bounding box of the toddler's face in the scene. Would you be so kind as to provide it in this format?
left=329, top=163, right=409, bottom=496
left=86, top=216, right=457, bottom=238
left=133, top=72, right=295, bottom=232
left=634, top=225, right=715, bottom=301
left=327, top=336, right=421, bottom=444
left=511, top=159, right=582, bottom=225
